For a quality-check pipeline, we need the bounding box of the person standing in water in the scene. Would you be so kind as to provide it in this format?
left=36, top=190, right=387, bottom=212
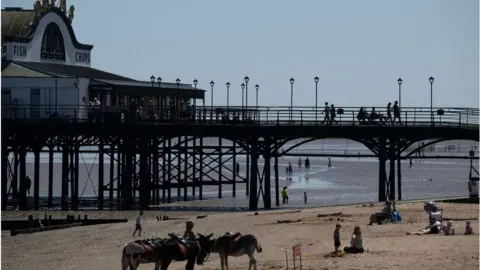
left=409, top=157, right=413, bottom=169
left=327, top=158, right=332, bottom=169
left=298, top=157, right=302, bottom=169
left=303, top=192, right=308, bottom=204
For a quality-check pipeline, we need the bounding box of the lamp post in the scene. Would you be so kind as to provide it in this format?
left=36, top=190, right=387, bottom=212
left=429, top=76, right=434, bottom=125
left=150, top=75, right=155, bottom=87
left=156, top=76, right=162, bottom=117
left=176, top=78, right=180, bottom=119
left=241, top=83, right=245, bottom=119
left=193, top=79, right=198, bottom=119
left=314, top=76, right=319, bottom=121
left=397, top=78, right=402, bottom=109
left=244, top=76, right=249, bottom=118
left=255, top=84, right=259, bottom=109
left=210, top=80, right=215, bottom=120
left=289, top=77, right=295, bottom=121
left=54, top=77, right=58, bottom=115
left=226, top=81, right=231, bottom=110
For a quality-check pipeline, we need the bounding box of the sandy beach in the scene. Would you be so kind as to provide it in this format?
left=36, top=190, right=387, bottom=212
left=1, top=200, right=478, bottom=270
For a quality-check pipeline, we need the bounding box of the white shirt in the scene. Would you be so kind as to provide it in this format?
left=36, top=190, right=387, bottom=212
left=136, top=214, right=141, bottom=225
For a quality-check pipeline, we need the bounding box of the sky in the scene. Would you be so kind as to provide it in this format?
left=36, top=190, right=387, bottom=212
left=2, top=0, right=479, bottom=108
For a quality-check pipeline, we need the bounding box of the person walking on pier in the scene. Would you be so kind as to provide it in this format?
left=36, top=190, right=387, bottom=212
left=330, top=104, right=338, bottom=125
left=322, top=102, right=330, bottom=124
left=132, top=211, right=144, bottom=237
left=386, top=102, right=392, bottom=122
left=327, top=158, right=332, bottom=169
left=393, top=101, right=401, bottom=124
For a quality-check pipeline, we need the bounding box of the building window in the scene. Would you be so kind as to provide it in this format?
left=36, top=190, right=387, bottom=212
left=41, top=23, right=66, bottom=61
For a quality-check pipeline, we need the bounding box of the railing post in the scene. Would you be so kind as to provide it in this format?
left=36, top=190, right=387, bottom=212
left=300, top=111, right=303, bottom=126
left=405, top=111, right=408, bottom=126
left=266, top=108, right=269, bottom=124
left=459, top=112, right=462, bottom=128
left=413, top=108, right=416, bottom=125
left=277, top=110, right=280, bottom=126
left=466, top=109, right=469, bottom=125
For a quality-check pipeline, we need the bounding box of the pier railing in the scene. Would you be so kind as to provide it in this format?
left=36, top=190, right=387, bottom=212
left=2, top=105, right=479, bottom=128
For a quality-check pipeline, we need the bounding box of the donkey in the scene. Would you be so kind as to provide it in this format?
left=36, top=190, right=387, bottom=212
left=121, top=233, right=213, bottom=270
left=208, top=232, right=263, bottom=270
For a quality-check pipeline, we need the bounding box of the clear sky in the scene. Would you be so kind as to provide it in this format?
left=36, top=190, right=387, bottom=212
left=3, top=0, right=479, bottom=107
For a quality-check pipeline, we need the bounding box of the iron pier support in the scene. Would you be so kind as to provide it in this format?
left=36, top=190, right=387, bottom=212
left=378, top=136, right=387, bottom=202
left=249, top=138, right=259, bottom=211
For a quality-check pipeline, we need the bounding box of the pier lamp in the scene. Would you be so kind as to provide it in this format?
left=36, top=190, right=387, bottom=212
left=193, top=79, right=198, bottom=116
left=429, top=76, right=434, bottom=125
left=244, top=76, right=249, bottom=110
left=150, top=75, right=155, bottom=87
left=314, top=76, right=319, bottom=120
left=176, top=78, right=181, bottom=115
left=156, top=76, right=162, bottom=114
left=290, top=77, right=295, bottom=121
left=210, top=80, right=215, bottom=120
left=241, top=83, right=245, bottom=119
left=157, top=76, right=162, bottom=87
left=255, top=84, right=259, bottom=109
left=397, top=78, right=402, bottom=109
left=226, top=81, right=231, bottom=110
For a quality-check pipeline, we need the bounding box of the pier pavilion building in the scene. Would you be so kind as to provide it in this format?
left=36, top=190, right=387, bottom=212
left=1, top=2, right=205, bottom=120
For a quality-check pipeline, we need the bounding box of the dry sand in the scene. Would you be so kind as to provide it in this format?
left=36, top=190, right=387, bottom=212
left=1, top=201, right=479, bottom=270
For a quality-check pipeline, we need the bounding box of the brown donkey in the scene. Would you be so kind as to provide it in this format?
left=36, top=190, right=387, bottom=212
left=208, top=232, right=263, bottom=270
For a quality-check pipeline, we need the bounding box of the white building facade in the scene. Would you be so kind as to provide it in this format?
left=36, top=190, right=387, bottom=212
left=2, top=2, right=204, bottom=120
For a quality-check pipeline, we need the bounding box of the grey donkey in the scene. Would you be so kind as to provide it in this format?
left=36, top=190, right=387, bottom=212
left=207, top=232, right=262, bottom=270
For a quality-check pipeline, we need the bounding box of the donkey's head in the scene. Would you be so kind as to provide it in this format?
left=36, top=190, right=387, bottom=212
left=196, top=233, right=214, bottom=265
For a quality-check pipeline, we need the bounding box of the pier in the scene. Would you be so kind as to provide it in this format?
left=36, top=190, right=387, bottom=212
left=2, top=105, right=478, bottom=211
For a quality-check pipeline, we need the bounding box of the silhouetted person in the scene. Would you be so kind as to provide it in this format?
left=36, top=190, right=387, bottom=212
left=24, top=176, right=32, bottom=197
left=322, top=102, right=330, bottom=124
left=386, top=102, right=392, bottom=122
left=327, top=158, right=332, bottom=169
left=298, top=157, right=302, bottom=169
left=393, top=101, right=401, bottom=124
left=236, top=162, right=240, bottom=175
left=304, top=192, right=308, bottom=204
left=288, top=162, right=293, bottom=174
left=369, top=107, right=378, bottom=124
left=330, top=104, right=338, bottom=124
left=409, top=157, right=413, bottom=169
left=305, top=157, right=310, bottom=169
left=357, top=107, right=367, bottom=124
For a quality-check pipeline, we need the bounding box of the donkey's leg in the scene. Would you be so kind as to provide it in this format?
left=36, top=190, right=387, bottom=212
left=160, top=259, right=172, bottom=270
left=154, top=260, right=162, bottom=270
left=224, top=255, right=229, bottom=270
left=248, top=252, right=257, bottom=270
left=219, top=252, right=225, bottom=270
left=186, top=258, right=196, bottom=270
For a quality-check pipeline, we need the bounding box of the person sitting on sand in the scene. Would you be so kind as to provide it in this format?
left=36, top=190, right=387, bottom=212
left=464, top=221, right=473, bottom=235
left=343, top=226, right=364, bottom=254
left=368, top=200, right=393, bottom=225
left=407, top=217, right=441, bottom=235
left=442, top=221, right=455, bottom=235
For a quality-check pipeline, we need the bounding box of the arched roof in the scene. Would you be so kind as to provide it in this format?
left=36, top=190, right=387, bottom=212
left=1, top=9, right=36, bottom=45
left=1, top=7, right=93, bottom=50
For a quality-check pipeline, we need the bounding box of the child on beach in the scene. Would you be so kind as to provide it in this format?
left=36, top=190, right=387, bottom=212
left=132, top=211, right=143, bottom=237
left=334, top=224, right=341, bottom=253
left=303, top=192, right=308, bottom=204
